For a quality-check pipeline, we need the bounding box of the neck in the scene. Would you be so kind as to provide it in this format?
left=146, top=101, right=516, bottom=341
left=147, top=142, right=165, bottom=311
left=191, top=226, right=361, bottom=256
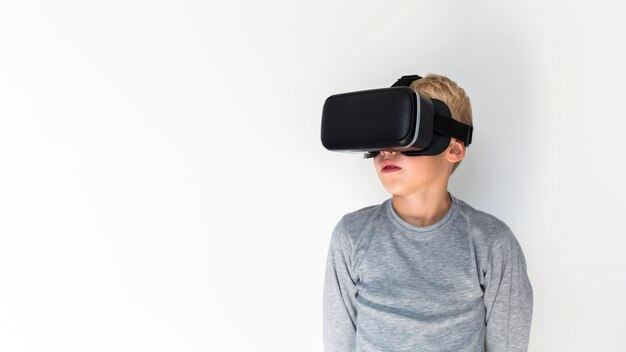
left=391, top=189, right=452, bottom=227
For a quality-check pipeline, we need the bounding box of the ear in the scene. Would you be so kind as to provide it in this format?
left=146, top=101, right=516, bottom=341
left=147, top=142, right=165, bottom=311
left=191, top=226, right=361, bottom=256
left=445, top=138, right=465, bottom=163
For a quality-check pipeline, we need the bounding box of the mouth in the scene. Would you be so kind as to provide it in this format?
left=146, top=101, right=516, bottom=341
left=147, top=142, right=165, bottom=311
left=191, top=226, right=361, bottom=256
left=381, top=161, right=401, bottom=173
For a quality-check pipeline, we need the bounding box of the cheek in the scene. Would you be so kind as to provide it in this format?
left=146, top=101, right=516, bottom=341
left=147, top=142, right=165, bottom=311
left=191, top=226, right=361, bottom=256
left=373, top=157, right=383, bottom=169
left=402, top=157, right=443, bottom=177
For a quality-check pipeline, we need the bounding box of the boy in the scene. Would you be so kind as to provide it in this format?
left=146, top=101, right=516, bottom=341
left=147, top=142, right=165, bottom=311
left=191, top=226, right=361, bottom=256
left=322, top=74, right=533, bottom=352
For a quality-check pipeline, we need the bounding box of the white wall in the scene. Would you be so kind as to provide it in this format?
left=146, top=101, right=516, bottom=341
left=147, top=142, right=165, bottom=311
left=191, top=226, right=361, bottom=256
left=1, top=1, right=625, bottom=351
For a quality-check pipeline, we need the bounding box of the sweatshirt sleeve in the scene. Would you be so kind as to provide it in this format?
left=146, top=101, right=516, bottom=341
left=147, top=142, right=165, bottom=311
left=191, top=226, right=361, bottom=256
left=323, top=220, right=359, bottom=352
left=483, top=230, right=534, bottom=352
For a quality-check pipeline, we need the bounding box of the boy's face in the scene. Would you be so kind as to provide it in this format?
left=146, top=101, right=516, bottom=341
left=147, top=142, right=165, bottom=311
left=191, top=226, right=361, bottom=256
left=373, top=139, right=463, bottom=196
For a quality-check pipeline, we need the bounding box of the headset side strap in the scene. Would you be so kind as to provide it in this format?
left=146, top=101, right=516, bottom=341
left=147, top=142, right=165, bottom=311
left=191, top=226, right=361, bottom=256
left=433, top=115, right=473, bottom=146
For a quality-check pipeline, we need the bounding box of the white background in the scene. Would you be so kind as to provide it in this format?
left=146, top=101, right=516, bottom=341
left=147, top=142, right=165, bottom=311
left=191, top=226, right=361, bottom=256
left=1, top=1, right=625, bottom=351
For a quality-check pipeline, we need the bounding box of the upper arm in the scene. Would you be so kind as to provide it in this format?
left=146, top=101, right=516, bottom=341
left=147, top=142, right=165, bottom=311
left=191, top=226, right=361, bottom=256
left=483, top=230, right=533, bottom=351
left=323, top=220, right=359, bottom=352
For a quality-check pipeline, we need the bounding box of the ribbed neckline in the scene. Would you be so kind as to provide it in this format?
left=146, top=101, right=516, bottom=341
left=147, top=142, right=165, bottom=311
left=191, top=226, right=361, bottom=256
left=385, top=192, right=460, bottom=235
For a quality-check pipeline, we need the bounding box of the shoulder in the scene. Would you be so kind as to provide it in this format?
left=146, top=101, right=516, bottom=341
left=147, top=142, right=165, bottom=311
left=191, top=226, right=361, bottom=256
left=339, top=202, right=383, bottom=228
left=453, top=196, right=527, bottom=272
left=454, top=197, right=515, bottom=247
left=331, top=201, right=387, bottom=253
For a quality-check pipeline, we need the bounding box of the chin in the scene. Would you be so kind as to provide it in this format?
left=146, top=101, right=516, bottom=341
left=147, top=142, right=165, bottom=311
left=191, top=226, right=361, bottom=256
left=381, top=183, right=409, bottom=196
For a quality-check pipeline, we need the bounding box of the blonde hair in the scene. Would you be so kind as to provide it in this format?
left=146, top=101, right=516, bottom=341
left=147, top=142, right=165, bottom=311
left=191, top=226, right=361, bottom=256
left=409, top=73, right=473, bottom=174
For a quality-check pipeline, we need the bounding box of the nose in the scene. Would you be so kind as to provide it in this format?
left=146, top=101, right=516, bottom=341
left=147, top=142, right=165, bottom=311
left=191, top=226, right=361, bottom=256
left=380, top=150, right=397, bottom=157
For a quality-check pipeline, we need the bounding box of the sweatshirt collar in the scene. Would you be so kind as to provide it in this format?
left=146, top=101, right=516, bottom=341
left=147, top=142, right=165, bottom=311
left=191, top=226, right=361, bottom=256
left=386, top=192, right=460, bottom=234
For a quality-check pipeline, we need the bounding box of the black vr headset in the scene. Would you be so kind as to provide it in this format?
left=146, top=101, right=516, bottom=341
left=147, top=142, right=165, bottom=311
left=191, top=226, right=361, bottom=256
left=320, top=75, right=473, bottom=158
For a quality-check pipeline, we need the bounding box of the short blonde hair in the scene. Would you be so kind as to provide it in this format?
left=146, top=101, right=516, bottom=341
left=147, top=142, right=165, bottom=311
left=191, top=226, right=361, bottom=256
left=409, top=74, right=473, bottom=174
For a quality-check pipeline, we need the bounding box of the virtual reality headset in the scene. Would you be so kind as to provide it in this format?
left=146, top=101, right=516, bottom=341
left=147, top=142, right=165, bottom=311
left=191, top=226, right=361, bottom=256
left=320, top=75, right=473, bottom=158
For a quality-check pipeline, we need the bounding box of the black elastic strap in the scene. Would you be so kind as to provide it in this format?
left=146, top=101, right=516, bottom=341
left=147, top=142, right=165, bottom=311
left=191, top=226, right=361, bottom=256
left=433, top=115, right=473, bottom=146
left=391, top=74, right=473, bottom=146
left=391, top=75, right=422, bottom=87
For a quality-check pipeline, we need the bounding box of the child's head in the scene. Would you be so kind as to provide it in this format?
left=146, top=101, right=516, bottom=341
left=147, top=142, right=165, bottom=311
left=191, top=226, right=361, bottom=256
left=373, top=73, right=473, bottom=196
left=409, top=74, right=473, bottom=174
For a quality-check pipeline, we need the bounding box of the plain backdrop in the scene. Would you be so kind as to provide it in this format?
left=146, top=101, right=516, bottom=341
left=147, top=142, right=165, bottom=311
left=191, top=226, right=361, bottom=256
left=1, top=1, right=625, bottom=351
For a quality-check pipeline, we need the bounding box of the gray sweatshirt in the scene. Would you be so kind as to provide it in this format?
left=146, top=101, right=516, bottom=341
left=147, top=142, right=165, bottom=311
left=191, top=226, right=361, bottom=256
left=323, top=193, right=533, bottom=352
